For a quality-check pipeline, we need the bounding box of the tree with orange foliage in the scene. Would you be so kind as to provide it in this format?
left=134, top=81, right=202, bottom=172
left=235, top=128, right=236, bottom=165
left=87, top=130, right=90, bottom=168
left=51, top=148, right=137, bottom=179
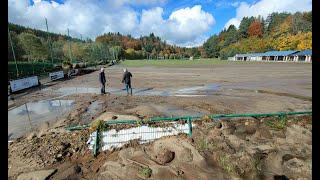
left=248, top=20, right=263, bottom=37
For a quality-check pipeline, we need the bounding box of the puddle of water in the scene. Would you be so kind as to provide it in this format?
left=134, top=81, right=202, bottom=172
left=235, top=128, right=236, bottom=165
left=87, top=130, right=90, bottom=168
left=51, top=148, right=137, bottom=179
left=152, top=105, right=205, bottom=116
left=176, top=86, right=220, bottom=94
left=87, top=122, right=195, bottom=151
left=54, top=85, right=220, bottom=97
left=8, top=100, right=75, bottom=140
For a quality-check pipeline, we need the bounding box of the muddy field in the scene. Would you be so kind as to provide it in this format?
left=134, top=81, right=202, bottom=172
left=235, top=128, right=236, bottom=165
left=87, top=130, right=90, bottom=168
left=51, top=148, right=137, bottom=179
left=8, top=62, right=312, bottom=179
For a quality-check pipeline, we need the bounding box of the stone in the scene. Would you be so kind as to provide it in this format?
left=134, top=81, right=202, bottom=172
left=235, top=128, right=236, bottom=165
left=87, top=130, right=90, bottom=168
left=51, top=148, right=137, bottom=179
left=236, top=125, right=256, bottom=135
left=235, top=125, right=246, bottom=133
left=245, top=126, right=256, bottom=134
left=17, top=169, right=57, bottom=180
left=156, top=149, right=175, bottom=165
left=259, top=129, right=273, bottom=139
left=282, top=154, right=294, bottom=163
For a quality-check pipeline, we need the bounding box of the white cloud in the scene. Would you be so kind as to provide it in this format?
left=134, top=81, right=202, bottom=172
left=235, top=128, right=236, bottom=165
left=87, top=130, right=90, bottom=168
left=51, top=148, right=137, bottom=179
left=32, top=0, right=42, bottom=4
left=224, top=0, right=312, bottom=29
left=223, top=18, right=240, bottom=30
left=8, top=1, right=215, bottom=47
left=139, top=5, right=215, bottom=46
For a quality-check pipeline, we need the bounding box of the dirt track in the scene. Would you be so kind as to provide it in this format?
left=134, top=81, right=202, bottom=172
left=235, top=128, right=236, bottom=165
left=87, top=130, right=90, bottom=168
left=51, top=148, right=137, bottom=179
left=8, top=62, right=312, bottom=179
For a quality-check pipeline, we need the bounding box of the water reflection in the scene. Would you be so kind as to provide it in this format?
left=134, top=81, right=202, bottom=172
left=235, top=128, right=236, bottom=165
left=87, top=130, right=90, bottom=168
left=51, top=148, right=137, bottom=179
left=8, top=100, right=75, bottom=140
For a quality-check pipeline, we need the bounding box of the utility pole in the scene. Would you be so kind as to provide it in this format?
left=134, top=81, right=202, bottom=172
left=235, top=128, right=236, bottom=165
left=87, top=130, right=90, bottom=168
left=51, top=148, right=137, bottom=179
left=8, top=26, right=19, bottom=78
left=45, top=18, right=54, bottom=67
left=68, top=28, right=73, bottom=63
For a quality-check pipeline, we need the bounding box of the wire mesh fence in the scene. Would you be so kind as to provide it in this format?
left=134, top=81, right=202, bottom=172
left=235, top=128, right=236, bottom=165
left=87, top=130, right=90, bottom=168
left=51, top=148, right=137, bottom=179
left=8, top=60, right=63, bottom=81
left=87, top=121, right=194, bottom=152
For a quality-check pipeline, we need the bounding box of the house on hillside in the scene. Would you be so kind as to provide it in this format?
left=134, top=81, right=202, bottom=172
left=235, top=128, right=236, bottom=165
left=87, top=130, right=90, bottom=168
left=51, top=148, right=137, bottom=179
left=291, top=50, right=312, bottom=62
left=262, top=50, right=298, bottom=61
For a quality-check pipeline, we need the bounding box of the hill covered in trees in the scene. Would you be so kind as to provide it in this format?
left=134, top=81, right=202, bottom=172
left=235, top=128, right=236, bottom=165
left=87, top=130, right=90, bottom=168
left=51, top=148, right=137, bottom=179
left=8, top=23, right=200, bottom=63
left=202, top=11, right=312, bottom=59
left=8, top=10, right=311, bottom=62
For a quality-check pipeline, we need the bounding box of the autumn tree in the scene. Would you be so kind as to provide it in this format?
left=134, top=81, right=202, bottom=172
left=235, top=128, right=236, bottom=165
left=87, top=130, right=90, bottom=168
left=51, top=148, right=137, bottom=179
left=238, top=16, right=255, bottom=38
left=248, top=20, right=263, bottom=37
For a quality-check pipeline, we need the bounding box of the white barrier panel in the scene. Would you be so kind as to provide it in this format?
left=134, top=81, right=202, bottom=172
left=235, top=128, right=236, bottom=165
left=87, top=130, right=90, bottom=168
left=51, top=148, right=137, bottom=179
left=87, top=123, right=195, bottom=151
left=49, top=71, right=64, bottom=81
left=10, top=76, right=39, bottom=92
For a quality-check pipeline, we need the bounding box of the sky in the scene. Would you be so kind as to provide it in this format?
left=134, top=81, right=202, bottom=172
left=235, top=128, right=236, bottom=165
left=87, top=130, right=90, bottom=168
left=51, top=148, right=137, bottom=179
left=8, top=0, right=312, bottom=47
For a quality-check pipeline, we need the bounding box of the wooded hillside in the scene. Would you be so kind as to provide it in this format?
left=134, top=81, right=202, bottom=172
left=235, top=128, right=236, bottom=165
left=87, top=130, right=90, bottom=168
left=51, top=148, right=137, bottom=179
left=8, top=10, right=312, bottom=62
left=202, top=11, right=312, bottom=59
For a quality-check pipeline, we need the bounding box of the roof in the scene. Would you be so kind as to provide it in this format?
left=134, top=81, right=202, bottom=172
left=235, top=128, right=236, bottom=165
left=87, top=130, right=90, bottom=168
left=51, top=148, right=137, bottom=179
left=235, top=53, right=266, bottom=57
left=235, top=50, right=299, bottom=57
left=264, top=50, right=298, bottom=56
left=291, top=50, right=312, bottom=56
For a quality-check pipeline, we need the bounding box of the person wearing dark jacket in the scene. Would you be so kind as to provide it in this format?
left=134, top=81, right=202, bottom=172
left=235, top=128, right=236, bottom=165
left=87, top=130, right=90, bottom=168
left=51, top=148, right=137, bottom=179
left=99, top=68, right=106, bottom=94
left=122, top=68, right=132, bottom=95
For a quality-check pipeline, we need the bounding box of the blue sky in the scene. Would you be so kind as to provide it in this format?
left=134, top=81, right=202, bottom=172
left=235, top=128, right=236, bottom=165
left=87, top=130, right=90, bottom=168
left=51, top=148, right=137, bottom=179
left=10, top=0, right=311, bottom=47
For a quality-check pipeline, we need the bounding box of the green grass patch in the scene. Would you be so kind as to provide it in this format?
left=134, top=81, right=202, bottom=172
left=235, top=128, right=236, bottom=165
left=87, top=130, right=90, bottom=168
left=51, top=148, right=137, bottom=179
left=264, top=117, right=287, bottom=130
left=196, top=139, right=209, bottom=152
left=118, top=59, right=263, bottom=67
left=140, top=167, right=152, bottom=178
left=217, top=154, right=236, bottom=174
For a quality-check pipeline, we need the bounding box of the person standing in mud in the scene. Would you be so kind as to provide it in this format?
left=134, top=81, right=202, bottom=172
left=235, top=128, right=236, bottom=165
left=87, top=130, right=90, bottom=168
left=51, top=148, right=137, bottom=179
left=99, top=68, right=106, bottom=94
left=122, top=68, right=133, bottom=95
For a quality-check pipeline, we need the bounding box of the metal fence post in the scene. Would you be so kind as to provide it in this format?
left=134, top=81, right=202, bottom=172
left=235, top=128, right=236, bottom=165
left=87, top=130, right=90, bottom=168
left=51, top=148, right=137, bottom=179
left=187, top=118, right=192, bottom=137
left=94, top=129, right=99, bottom=157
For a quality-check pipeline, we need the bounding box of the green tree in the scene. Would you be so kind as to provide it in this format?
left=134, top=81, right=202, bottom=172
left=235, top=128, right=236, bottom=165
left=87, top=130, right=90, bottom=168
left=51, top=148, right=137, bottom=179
left=202, top=35, right=220, bottom=58
left=18, top=32, right=48, bottom=61
left=292, top=12, right=312, bottom=34
left=224, top=25, right=238, bottom=47
left=238, top=16, right=255, bottom=38
left=8, top=31, right=25, bottom=61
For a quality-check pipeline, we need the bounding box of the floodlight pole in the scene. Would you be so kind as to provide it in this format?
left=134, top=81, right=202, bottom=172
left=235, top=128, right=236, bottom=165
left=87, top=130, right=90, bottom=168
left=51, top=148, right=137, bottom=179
left=8, top=26, right=19, bottom=78
left=45, top=18, right=54, bottom=67
left=68, top=28, right=73, bottom=62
